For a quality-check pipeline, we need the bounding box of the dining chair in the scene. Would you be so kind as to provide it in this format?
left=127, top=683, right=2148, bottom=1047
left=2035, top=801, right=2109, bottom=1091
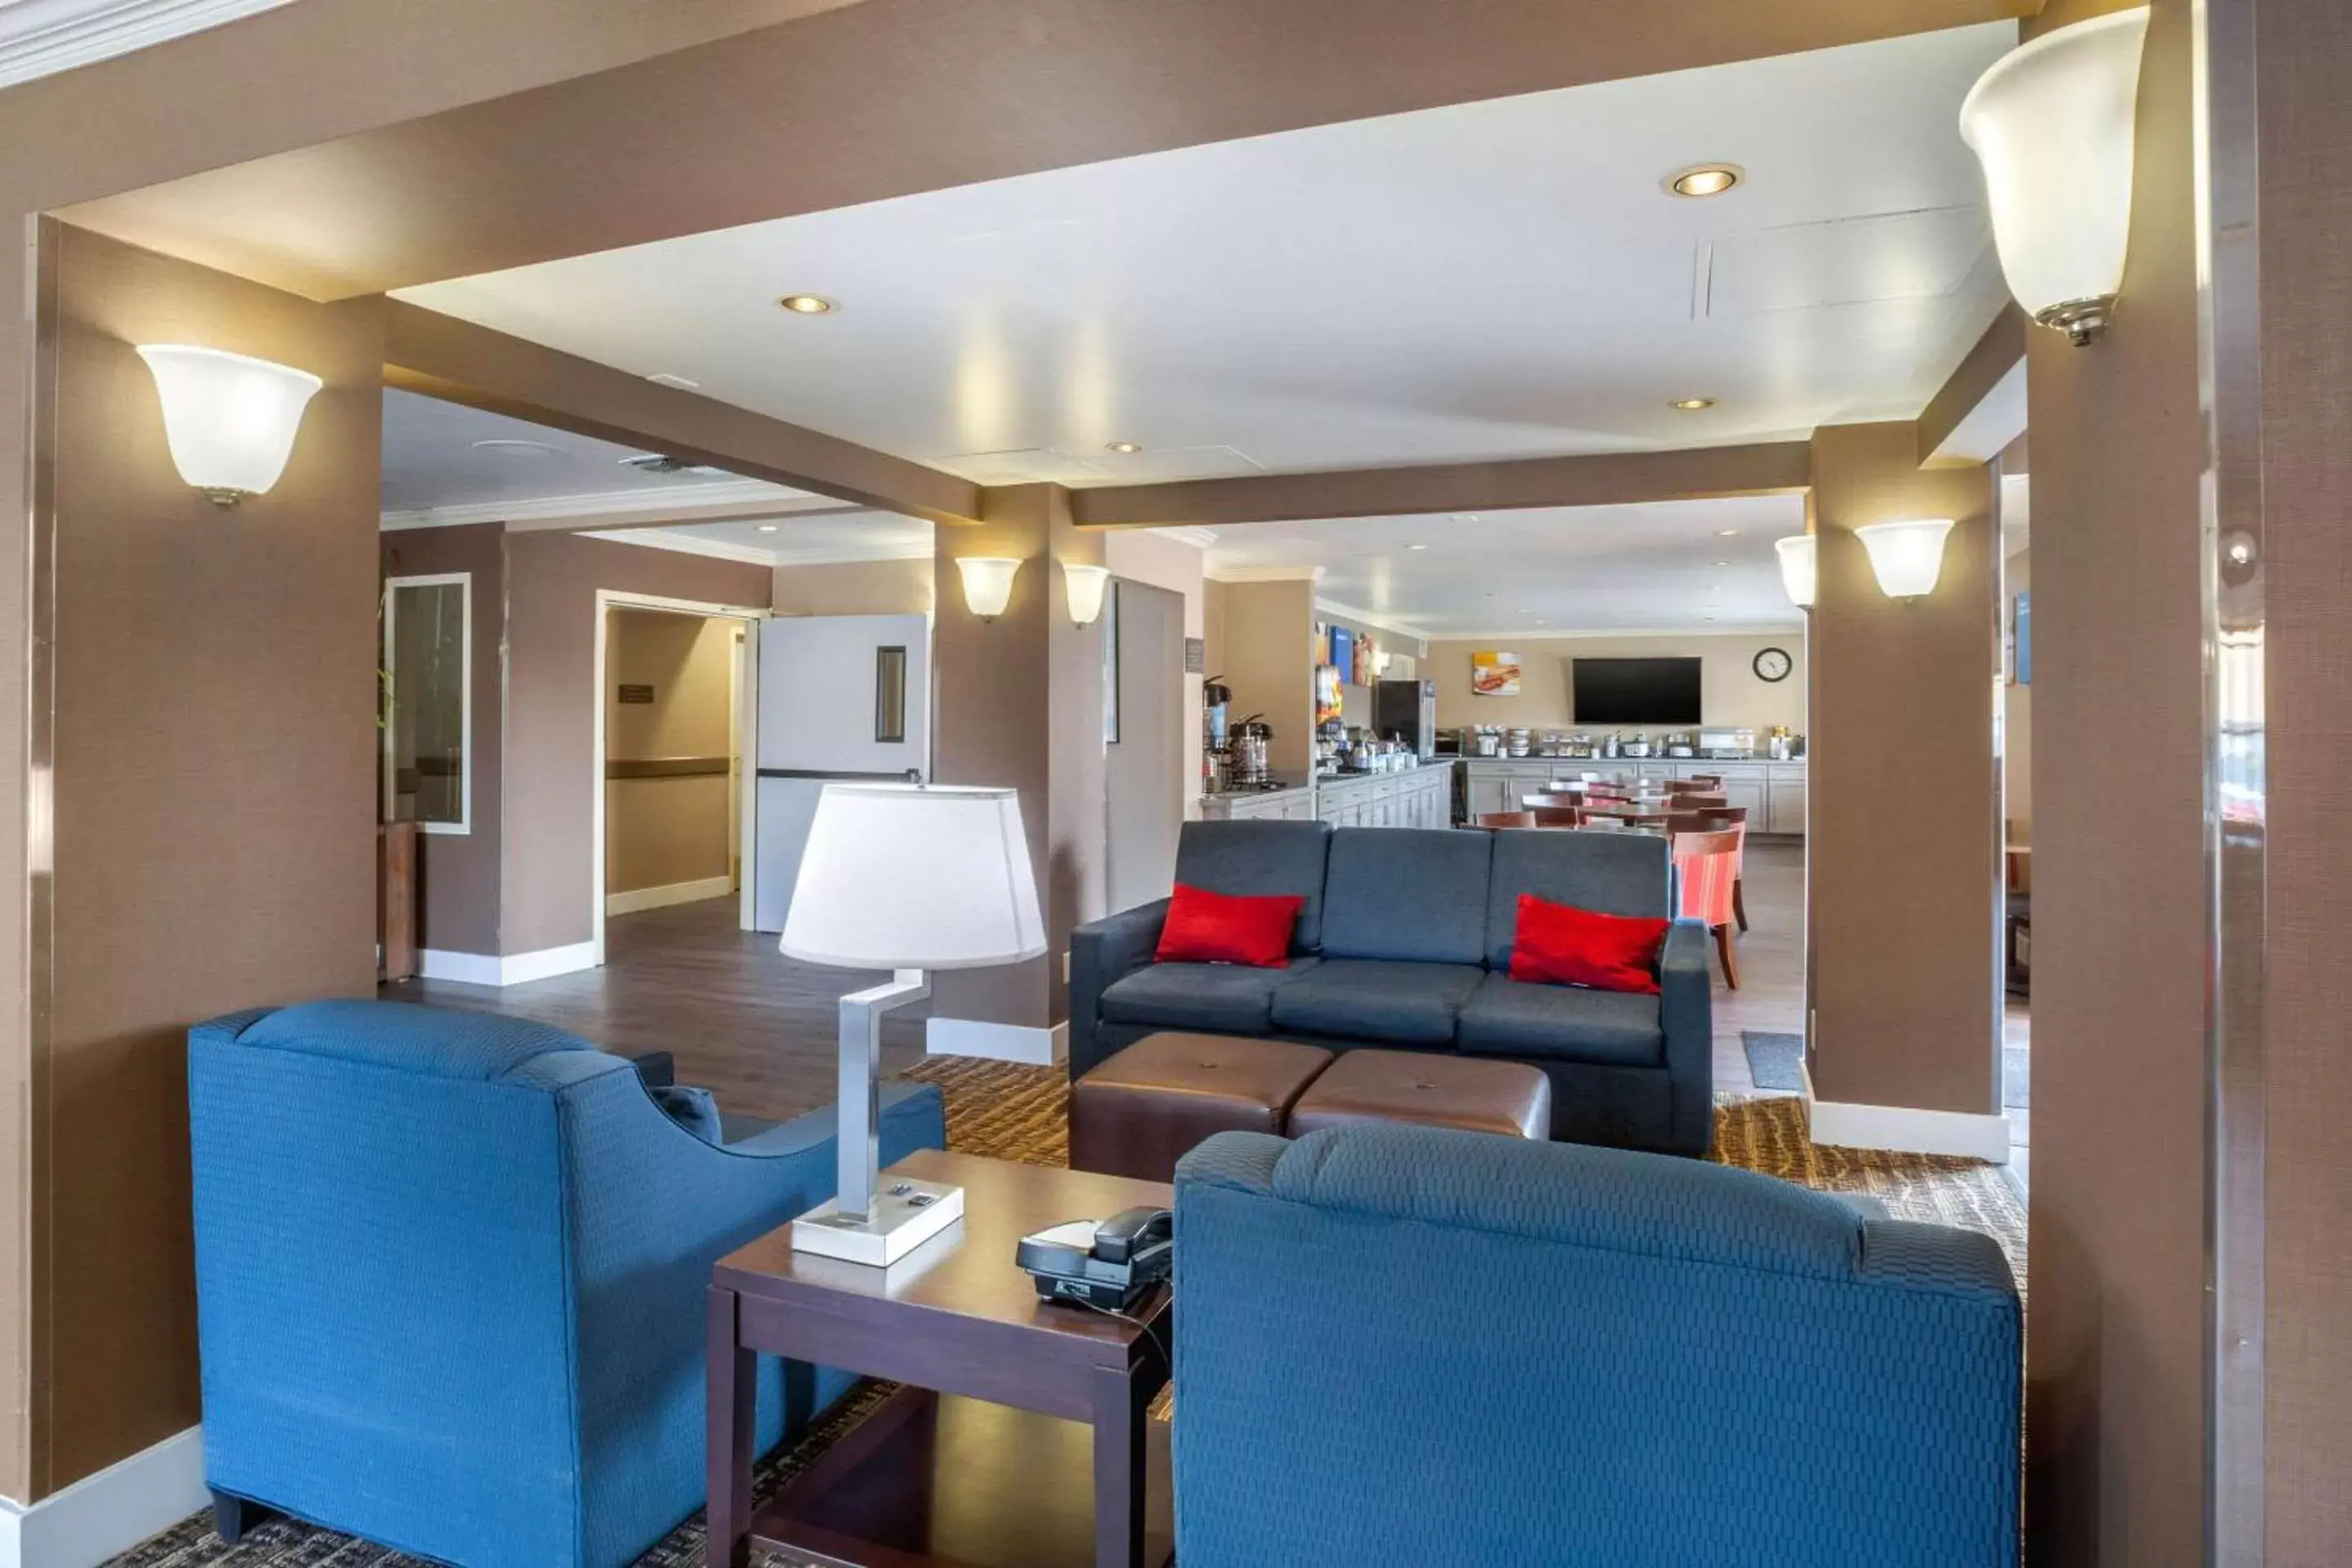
left=1671, top=827, right=1744, bottom=988
left=1477, top=811, right=1539, bottom=828
left=1682, top=774, right=1724, bottom=790
left=1668, top=807, right=1749, bottom=929
left=1523, top=791, right=1582, bottom=810
left=1528, top=807, right=1583, bottom=828
left=1673, top=791, right=1729, bottom=809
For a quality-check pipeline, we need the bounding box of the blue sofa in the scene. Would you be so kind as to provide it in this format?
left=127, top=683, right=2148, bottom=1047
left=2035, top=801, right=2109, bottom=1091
left=1174, top=1124, right=2022, bottom=1566
left=1071, top=821, right=1713, bottom=1154
left=188, top=1000, right=946, bottom=1568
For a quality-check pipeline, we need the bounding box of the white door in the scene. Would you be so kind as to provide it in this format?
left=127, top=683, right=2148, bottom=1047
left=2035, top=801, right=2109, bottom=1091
left=1104, top=581, right=1185, bottom=913
left=752, top=614, right=932, bottom=933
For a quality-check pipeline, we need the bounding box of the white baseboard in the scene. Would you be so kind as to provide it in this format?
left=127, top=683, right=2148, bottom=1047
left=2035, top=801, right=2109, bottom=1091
left=0, top=1427, right=207, bottom=1568
left=1806, top=1098, right=2013, bottom=1163
left=925, top=1017, right=1068, bottom=1066
left=605, top=875, right=734, bottom=917
left=418, top=941, right=599, bottom=988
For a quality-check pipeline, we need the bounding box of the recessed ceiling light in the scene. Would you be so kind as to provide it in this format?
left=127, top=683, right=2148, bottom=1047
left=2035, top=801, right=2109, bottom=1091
left=777, top=294, right=836, bottom=314
left=1667, top=164, right=1744, bottom=198
left=758, top=525, right=779, bottom=533
left=1711, top=559, right=1732, bottom=568
left=1671, top=397, right=1717, bottom=412
left=647, top=372, right=702, bottom=390
left=1715, top=528, right=1741, bottom=538
left=1106, top=440, right=1143, bottom=454
left=1406, top=543, right=1428, bottom=551
left=472, top=439, right=558, bottom=459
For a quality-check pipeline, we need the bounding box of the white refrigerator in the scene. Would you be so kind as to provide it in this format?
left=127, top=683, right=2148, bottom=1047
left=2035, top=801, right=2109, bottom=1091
left=750, top=613, right=931, bottom=933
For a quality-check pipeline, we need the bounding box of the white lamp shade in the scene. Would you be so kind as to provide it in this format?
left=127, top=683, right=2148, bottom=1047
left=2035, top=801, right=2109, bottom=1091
left=136, top=345, right=323, bottom=500
left=955, top=557, right=1022, bottom=620
left=780, top=784, right=1046, bottom=969
left=1774, top=535, right=1817, bottom=609
left=1855, top=519, right=1958, bottom=600
left=1958, top=8, right=2149, bottom=336
left=1062, top=562, right=1111, bottom=626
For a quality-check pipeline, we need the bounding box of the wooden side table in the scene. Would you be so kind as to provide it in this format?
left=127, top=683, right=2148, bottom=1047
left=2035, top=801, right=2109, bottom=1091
left=706, top=1150, right=1175, bottom=1568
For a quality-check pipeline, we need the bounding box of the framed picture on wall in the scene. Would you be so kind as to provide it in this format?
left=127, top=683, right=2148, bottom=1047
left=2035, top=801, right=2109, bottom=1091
left=1471, top=650, right=1521, bottom=697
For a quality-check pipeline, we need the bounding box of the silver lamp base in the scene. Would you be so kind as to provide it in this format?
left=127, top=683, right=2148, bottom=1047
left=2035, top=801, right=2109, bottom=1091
left=790, top=1176, right=965, bottom=1266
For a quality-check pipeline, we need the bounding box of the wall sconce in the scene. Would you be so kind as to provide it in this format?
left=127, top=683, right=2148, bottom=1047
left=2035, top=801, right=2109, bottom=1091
left=1958, top=7, right=2149, bottom=346
left=1061, top=562, right=1111, bottom=626
left=136, top=345, right=323, bottom=506
left=954, top=557, right=1022, bottom=621
left=1855, top=519, right=1957, bottom=602
left=1774, top=536, right=1817, bottom=610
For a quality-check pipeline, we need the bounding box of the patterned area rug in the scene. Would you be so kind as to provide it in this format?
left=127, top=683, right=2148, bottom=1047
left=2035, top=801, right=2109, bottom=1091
left=107, top=1062, right=2022, bottom=1566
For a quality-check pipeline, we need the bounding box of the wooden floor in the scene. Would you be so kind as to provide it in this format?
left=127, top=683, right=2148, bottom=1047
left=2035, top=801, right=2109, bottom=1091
left=382, top=897, right=929, bottom=1124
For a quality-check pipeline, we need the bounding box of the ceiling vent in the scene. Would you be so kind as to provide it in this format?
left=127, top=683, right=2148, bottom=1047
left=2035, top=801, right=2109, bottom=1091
left=620, top=453, right=733, bottom=478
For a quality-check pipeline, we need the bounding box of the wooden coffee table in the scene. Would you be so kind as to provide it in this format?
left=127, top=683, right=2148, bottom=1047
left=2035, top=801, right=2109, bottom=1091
left=706, top=1149, right=1175, bottom=1568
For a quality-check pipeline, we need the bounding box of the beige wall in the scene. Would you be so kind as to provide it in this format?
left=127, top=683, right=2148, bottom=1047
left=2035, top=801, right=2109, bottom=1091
left=769, top=555, right=933, bottom=617
left=502, top=534, right=768, bottom=955
left=380, top=523, right=506, bottom=954
left=36, top=224, right=382, bottom=1491
left=1106, top=531, right=1208, bottom=807
left=1428, top=632, right=1808, bottom=736
left=1210, top=578, right=1317, bottom=776
left=604, top=609, right=737, bottom=896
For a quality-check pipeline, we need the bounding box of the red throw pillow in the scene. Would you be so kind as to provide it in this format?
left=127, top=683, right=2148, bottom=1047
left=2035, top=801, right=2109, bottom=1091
left=1156, top=884, right=1305, bottom=968
left=1508, top=894, right=1668, bottom=995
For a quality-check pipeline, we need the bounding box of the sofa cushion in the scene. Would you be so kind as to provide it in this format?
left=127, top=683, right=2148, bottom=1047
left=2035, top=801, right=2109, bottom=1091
left=1156, top=884, right=1304, bottom=968
left=1508, top=896, right=1668, bottom=996
left=1485, top=829, right=1672, bottom=971
left=1269, top=958, right=1485, bottom=1046
left=1318, top=829, right=1493, bottom=965
left=1174, top=820, right=1336, bottom=952
left=236, top=999, right=595, bottom=1081
left=1455, top=973, right=1664, bottom=1067
left=1102, top=958, right=1322, bottom=1036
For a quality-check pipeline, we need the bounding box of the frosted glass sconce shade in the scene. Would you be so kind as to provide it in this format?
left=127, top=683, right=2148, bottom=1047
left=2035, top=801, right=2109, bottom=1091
left=1855, top=519, right=1958, bottom=602
left=955, top=557, right=1022, bottom=621
left=1775, top=535, right=1817, bottom=609
left=1062, top=563, right=1111, bottom=626
left=136, top=345, right=323, bottom=505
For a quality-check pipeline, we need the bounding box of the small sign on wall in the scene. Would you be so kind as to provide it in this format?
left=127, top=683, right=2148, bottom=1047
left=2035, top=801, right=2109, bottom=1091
left=1184, top=637, right=1207, bottom=675
left=1471, top=651, right=1522, bottom=697
left=617, top=684, right=655, bottom=704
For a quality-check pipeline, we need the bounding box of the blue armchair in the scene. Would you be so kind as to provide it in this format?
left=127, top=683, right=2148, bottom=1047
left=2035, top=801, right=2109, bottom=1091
left=1174, top=1123, right=2022, bottom=1566
left=188, top=1000, right=946, bottom=1568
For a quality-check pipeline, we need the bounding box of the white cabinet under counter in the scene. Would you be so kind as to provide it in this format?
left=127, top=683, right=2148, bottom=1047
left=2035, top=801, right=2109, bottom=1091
left=1454, top=757, right=1807, bottom=837
left=1315, top=766, right=1450, bottom=830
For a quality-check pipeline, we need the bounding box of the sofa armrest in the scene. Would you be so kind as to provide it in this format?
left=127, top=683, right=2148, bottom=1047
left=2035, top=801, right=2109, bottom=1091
left=1856, top=1218, right=2021, bottom=1307
left=1657, top=917, right=1716, bottom=1156
left=1068, top=898, right=1170, bottom=1078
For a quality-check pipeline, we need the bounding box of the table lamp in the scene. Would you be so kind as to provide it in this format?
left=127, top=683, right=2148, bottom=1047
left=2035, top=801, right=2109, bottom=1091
left=779, top=783, right=1045, bottom=1264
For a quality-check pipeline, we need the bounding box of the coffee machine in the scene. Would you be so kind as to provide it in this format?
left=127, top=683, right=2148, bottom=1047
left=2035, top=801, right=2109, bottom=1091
left=1202, top=679, right=1232, bottom=793
left=1229, top=716, right=1274, bottom=788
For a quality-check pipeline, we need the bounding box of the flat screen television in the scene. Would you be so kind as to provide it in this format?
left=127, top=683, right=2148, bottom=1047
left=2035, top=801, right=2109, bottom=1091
left=1572, top=657, right=1703, bottom=725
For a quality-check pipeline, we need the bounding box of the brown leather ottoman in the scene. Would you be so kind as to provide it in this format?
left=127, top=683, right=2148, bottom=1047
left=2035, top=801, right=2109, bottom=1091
left=1070, top=1032, right=1334, bottom=1182
left=1287, top=1049, right=1552, bottom=1140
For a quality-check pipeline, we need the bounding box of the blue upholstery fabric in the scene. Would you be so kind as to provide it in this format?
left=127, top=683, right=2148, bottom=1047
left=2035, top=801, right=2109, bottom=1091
left=1174, top=1127, right=2022, bottom=1567
left=1318, top=828, right=1492, bottom=964
left=1455, top=973, right=1664, bottom=1066
left=1067, top=898, right=1169, bottom=1076
left=1483, top=827, right=1672, bottom=969
left=1268, top=959, right=1483, bottom=1045
left=1171, top=819, right=1335, bottom=951
left=1098, top=957, right=1321, bottom=1036
left=646, top=1083, right=723, bottom=1143
left=189, top=1001, right=947, bottom=1568
left=1657, top=918, right=1716, bottom=1155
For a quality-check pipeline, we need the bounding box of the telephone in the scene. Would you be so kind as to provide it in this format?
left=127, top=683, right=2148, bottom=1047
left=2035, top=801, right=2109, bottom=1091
left=1015, top=1206, right=1173, bottom=1311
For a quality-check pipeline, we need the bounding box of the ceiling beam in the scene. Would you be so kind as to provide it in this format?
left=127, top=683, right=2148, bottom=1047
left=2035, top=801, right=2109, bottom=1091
left=1067, top=442, right=1814, bottom=529
left=1918, top=303, right=2029, bottom=467
left=56, top=0, right=2038, bottom=301
left=381, top=301, right=980, bottom=526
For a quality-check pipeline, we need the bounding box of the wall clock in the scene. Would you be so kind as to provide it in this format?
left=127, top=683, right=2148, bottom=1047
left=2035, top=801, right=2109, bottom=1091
left=1753, top=647, right=1794, bottom=684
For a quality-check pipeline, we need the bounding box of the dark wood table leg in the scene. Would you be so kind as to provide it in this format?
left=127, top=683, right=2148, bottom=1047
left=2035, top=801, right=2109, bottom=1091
left=706, top=1285, right=758, bottom=1568
left=1091, top=1361, right=1150, bottom=1568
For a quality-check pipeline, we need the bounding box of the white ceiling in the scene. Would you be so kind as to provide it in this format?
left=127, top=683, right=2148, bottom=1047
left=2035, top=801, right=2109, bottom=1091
left=399, top=23, right=2014, bottom=488
left=629, top=512, right=933, bottom=567
left=1205, top=497, right=1807, bottom=638
left=0, top=0, right=294, bottom=87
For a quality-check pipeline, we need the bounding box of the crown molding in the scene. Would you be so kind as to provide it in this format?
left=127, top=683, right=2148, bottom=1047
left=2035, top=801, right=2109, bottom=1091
left=378, top=479, right=828, bottom=531
left=768, top=539, right=935, bottom=567
left=1205, top=564, right=1324, bottom=584
left=1425, top=624, right=1805, bottom=643
left=1313, top=596, right=1433, bottom=644
left=0, top=0, right=293, bottom=88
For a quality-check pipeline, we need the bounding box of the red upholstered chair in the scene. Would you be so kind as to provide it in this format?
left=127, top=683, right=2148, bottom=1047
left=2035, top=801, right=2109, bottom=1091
left=1528, top=807, right=1583, bottom=828
left=1477, top=811, right=1538, bottom=828
left=1668, top=806, right=1750, bottom=931
left=1672, top=826, right=1744, bottom=988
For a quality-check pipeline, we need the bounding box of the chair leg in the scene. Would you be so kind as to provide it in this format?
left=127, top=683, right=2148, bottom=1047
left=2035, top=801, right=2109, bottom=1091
left=1713, top=924, right=1741, bottom=990
left=212, top=1490, right=270, bottom=1544
left=1733, top=876, right=1748, bottom=933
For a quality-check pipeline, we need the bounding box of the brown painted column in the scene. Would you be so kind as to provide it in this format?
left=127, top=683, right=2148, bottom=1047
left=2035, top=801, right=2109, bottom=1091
left=1804, top=421, right=2002, bottom=1143
left=930, top=484, right=1107, bottom=1040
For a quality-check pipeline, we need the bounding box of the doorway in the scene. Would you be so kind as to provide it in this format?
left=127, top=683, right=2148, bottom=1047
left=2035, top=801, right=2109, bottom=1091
left=593, top=592, right=764, bottom=964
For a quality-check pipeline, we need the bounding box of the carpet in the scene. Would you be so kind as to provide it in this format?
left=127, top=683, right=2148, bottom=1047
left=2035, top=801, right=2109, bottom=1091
left=1744, top=1030, right=2032, bottom=1111
left=107, top=1058, right=2025, bottom=1567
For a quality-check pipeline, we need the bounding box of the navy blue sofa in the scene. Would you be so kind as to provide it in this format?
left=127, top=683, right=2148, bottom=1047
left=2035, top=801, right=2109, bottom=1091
left=1174, top=1123, right=2022, bottom=1566
left=188, top=1000, right=947, bottom=1568
left=1070, top=821, right=1713, bottom=1155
